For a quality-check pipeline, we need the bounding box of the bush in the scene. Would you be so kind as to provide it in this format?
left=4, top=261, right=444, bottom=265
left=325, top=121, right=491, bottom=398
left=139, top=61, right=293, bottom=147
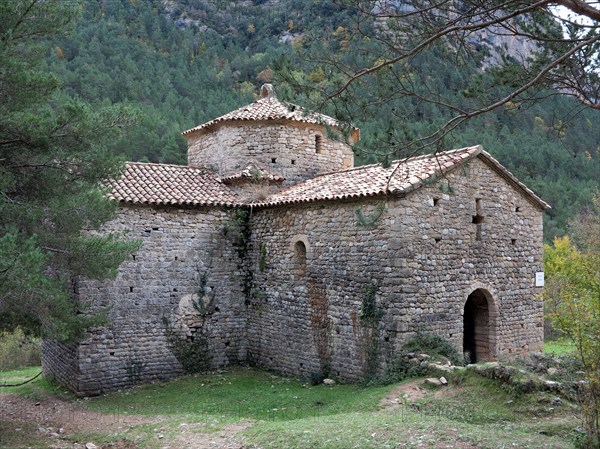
left=402, top=331, right=462, bottom=366
left=383, top=355, right=429, bottom=384
left=383, top=331, right=462, bottom=384
left=0, top=328, right=41, bottom=370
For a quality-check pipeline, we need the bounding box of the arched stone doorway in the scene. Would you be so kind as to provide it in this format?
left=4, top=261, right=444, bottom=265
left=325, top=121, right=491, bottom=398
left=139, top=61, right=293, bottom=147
left=463, top=289, right=495, bottom=363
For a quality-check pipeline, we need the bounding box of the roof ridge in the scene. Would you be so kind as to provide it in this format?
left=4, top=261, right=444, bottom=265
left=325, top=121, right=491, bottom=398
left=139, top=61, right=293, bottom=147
left=254, top=146, right=481, bottom=206
left=125, top=161, right=214, bottom=172
left=297, top=146, right=481, bottom=180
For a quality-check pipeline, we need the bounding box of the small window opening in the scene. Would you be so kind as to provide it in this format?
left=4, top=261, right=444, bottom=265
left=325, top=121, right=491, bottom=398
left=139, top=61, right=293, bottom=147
left=173, top=288, right=178, bottom=292
left=515, top=206, right=521, bottom=213
left=132, top=254, right=136, bottom=261
left=225, top=341, right=230, bottom=347
left=271, top=157, right=277, bottom=164
left=110, top=352, right=115, bottom=356
left=472, top=199, right=484, bottom=241
left=129, top=286, right=134, bottom=293
left=174, top=256, right=178, bottom=261
left=435, top=237, right=442, bottom=244
left=315, top=135, right=323, bottom=154
left=511, top=239, right=517, bottom=245
left=294, top=240, right=307, bottom=276
left=152, top=227, right=159, bottom=231
left=433, top=198, right=440, bottom=206
left=291, top=159, right=296, bottom=165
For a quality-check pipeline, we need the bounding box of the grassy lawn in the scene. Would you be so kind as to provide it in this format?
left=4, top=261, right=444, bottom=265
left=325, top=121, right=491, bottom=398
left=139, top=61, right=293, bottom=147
left=83, top=367, right=394, bottom=421
left=245, top=373, right=581, bottom=449
left=0, top=366, right=72, bottom=399
left=0, top=366, right=583, bottom=449
left=544, top=338, right=576, bottom=355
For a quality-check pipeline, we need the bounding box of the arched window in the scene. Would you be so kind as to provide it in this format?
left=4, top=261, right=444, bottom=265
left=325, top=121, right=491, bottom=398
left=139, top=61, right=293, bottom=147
left=294, top=240, right=307, bottom=276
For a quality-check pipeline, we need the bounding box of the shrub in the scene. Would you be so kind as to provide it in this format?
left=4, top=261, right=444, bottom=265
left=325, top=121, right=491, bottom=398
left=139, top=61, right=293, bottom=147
left=403, top=331, right=462, bottom=366
left=0, top=328, right=41, bottom=370
left=383, top=331, right=462, bottom=384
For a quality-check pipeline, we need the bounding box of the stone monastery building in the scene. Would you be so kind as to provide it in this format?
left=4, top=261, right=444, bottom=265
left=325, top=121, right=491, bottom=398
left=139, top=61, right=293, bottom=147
left=43, top=85, right=550, bottom=395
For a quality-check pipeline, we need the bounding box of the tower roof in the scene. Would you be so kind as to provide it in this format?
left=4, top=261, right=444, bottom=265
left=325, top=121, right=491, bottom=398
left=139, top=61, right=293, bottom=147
left=182, top=84, right=358, bottom=139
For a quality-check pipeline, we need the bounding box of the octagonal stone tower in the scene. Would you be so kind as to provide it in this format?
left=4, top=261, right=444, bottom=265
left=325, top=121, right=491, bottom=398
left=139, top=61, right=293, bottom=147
left=183, top=84, right=357, bottom=185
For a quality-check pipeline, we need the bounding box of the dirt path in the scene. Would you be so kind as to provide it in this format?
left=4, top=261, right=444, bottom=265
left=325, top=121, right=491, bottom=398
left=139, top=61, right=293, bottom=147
left=0, top=392, right=249, bottom=449
left=379, top=379, right=430, bottom=409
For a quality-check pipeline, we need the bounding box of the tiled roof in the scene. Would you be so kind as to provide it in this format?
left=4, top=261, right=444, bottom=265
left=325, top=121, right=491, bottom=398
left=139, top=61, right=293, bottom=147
left=221, top=163, right=284, bottom=184
left=109, top=162, right=239, bottom=207
left=109, top=147, right=550, bottom=210
left=182, top=85, right=355, bottom=137
left=252, top=146, right=551, bottom=209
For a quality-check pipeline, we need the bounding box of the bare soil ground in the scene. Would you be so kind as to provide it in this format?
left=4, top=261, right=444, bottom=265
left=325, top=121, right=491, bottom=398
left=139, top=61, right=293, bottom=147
left=0, top=392, right=249, bottom=449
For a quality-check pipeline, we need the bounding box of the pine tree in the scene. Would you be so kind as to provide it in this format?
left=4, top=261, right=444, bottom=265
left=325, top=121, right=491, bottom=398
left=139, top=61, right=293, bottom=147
left=0, top=0, right=140, bottom=342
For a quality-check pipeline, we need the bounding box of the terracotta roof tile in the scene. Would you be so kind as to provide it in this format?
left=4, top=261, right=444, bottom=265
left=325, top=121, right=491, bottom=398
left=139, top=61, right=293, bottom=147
left=182, top=88, right=355, bottom=137
left=252, top=146, right=550, bottom=209
left=110, top=147, right=549, bottom=210
left=109, top=162, right=239, bottom=207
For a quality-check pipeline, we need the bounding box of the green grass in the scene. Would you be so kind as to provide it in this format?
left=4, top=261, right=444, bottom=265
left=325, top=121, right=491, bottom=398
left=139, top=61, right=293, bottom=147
left=244, top=409, right=578, bottom=449
left=0, top=366, right=42, bottom=386
left=0, top=366, right=73, bottom=399
left=82, top=367, right=394, bottom=422
left=544, top=338, right=576, bottom=355
left=244, top=372, right=581, bottom=449
left=1, top=366, right=582, bottom=449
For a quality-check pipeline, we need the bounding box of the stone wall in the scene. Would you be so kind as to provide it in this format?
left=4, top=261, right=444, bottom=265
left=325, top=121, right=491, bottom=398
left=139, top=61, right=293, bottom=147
left=246, top=156, right=545, bottom=381
left=42, top=205, right=247, bottom=395
left=43, top=155, right=545, bottom=394
left=186, top=122, right=355, bottom=185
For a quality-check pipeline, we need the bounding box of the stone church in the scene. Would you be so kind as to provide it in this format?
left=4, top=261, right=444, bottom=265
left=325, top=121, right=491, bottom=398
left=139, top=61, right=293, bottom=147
left=42, top=85, right=549, bottom=395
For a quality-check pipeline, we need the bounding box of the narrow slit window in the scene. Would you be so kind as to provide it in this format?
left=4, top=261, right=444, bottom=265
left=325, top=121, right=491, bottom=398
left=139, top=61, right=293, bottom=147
left=315, top=135, right=323, bottom=154
left=472, top=198, right=484, bottom=241
left=271, top=157, right=277, bottom=164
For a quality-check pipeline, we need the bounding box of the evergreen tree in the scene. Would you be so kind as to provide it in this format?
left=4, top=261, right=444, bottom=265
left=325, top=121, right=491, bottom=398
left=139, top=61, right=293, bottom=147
left=0, top=0, right=140, bottom=342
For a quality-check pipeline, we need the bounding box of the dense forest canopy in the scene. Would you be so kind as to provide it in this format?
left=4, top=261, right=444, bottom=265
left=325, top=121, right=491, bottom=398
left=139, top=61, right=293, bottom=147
left=44, top=0, right=600, bottom=240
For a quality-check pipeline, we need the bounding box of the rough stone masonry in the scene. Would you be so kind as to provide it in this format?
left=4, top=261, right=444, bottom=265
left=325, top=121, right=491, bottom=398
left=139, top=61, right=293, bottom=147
left=42, top=85, right=549, bottom=395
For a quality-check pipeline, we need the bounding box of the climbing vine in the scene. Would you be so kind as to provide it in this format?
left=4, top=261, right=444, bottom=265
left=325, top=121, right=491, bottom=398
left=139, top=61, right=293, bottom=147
left=126, top=351, right=146, bottom=384
left=355, top=203, right=385, bottom=228
left=259, top=242, right=267, bottom=272
left=356, top=280, right=382, bottom=381
left=163, top=317, right=211, bottom=374
left=438, top=181, right=455, bottom=195
left=309, top=280, right=333, bottom=381
left=222, top=207, right=253, bottom=305
left=193, top=271, right=216, bottom=316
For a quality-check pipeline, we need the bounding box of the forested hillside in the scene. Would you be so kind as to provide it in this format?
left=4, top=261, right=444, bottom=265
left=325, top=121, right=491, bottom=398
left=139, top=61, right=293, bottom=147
left=45, top=0, right=599, bottom=239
